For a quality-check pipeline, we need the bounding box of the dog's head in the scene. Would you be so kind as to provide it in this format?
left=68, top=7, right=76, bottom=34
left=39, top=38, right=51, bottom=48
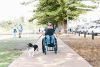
left=27, top=43, right=33, bottom=47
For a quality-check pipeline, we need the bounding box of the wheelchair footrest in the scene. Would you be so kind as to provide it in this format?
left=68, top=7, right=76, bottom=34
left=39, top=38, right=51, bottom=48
left=47, top=49, right=54, bottom=51
left=47, top=47, right=54, bottom=51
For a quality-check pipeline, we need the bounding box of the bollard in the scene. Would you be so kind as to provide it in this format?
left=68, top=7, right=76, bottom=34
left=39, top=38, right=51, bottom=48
left=79, top=31, right=81, bottom=36
left=92, top=31, right=94, bottom=40
left=84, top=31, right=86, bottom=38
left=74, top=31, right=76, bottom=35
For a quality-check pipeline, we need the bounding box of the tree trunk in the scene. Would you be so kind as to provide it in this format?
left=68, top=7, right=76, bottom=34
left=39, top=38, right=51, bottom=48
left=57, top=20, right=67, bottom=33
left=63, top=20, right=67, bottom=33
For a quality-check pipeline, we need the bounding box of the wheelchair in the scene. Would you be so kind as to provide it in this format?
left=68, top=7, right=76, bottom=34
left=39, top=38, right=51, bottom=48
left=42, top=35, right=57, bottom=55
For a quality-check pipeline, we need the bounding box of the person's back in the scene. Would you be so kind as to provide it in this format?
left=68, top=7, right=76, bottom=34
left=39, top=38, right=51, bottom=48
left=18, top=24, right=23, bottom=38
left=18, top=24, right=23, bottom=32
left=13, top=28, right=16, bottom=32
left=12, top=26, right=17, bottom=37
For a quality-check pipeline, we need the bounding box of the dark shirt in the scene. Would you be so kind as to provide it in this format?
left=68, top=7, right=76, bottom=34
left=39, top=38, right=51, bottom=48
left=13, top=29, right=17, bottom=33
left=45, top=28, right=55, bottom=35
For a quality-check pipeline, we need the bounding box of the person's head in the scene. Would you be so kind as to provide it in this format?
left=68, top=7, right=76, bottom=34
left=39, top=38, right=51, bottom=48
left=47, top=22, right=53, bottom=29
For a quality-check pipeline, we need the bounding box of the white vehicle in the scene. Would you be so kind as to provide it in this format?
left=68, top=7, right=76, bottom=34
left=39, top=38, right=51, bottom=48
left=93, top=26, right=100, bottom=35
left=76, top=27, right=87, bottom=33
left=87, top=25, right=100, bottom=35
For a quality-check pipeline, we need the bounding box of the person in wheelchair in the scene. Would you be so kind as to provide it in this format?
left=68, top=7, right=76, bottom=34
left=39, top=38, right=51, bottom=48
left=44, top=22, right=56, bottom=46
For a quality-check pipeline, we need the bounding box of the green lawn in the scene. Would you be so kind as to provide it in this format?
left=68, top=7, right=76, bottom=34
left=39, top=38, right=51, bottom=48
left=0, top=50, right=21, bottom=67
left=0, top=37, right=35, bottom=67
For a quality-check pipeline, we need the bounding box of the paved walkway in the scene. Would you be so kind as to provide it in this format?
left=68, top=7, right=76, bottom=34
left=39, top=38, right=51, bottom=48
left=8, top=36, right=93, bottom=67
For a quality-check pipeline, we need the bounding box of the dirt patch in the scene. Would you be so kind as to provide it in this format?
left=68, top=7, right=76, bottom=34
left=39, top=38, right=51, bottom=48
left=60, top=34, right=100, bottom=67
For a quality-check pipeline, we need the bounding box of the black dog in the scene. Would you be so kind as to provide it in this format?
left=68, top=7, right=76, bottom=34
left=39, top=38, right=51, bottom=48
left=27, top=43, right=38, bottom=51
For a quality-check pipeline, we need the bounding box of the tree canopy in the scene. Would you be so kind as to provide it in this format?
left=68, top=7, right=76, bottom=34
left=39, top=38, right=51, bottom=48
left=29, top=0, right=93, bottom=25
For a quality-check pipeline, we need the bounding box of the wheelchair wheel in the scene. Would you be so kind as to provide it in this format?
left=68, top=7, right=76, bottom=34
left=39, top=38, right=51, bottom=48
left=42, top=38, right=46, bottom=55
left=54, top=38, right=57, bottom=54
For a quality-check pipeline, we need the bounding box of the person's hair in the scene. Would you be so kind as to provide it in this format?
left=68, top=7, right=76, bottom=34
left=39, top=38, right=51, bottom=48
left=47, top=22, right=55, bottom=29
left=48, top=22, right=52, bottom=25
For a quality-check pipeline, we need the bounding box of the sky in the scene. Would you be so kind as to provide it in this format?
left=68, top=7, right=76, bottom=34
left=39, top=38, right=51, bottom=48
left=0, top=0, right=38, bottom=21
left=0, top=0, right=98, bottom=22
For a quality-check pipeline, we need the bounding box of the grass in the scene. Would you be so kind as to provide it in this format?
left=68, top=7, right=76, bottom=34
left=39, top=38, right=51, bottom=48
left=60, top=34, right=100, bottom=67
left=0, top=36, right=36, bottom=67
left=0, top=50, right=21, bottom=67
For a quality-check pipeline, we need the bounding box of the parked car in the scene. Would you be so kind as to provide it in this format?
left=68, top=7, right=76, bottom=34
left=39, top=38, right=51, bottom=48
left=87, top=25, right=100, bottom=35
left=76, top=27, right=87, bottom=33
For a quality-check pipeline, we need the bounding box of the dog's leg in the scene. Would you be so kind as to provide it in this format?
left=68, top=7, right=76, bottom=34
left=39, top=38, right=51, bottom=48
left=28, top=48, right=34, bottom=57
left=37, top=47, right=38, bottom=51
left=32, top=51, right=34, bottom=57
left=28, top=51, right=31, bottom=57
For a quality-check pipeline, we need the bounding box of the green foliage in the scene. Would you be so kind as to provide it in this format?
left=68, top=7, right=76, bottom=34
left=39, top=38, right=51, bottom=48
left=0, top=21, right=13, bottom=30
left=29, top=0, right=93, bottom=25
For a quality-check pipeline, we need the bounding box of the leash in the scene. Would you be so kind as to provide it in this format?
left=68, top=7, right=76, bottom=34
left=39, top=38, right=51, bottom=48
left=33, top=34, right=43, bottom=44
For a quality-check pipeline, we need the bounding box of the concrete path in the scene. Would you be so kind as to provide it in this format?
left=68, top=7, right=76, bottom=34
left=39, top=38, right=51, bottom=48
left=8, top=36, right=93, bottom=67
